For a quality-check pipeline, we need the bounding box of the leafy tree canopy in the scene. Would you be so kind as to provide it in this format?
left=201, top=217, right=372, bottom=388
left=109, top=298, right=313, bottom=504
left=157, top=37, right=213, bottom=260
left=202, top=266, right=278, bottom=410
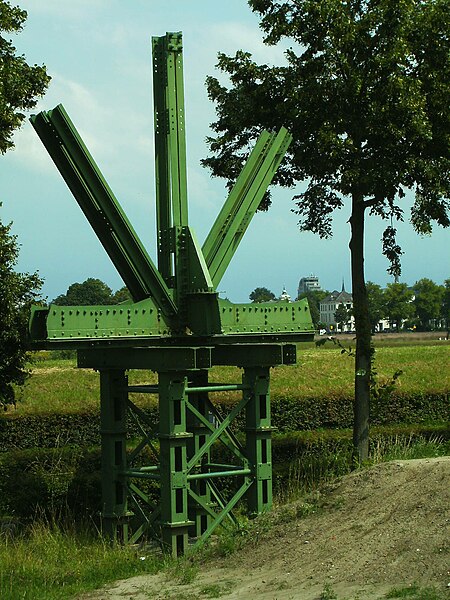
left=52, top=280, right=133, bottom=306
left=1, top=2, right=49, bottom=407
left=334, top=303, right=352, bottom=331
left=0, top=0, right=50, bottom=154
left=442, top=278, right=450, bottom=333
left=203, top=0, right=450, bottom=273
left=297, top=289, right=328, bottom=326
left=112, top=285, right=132, bottom=304
left=52, top=278, right=114, bottom=306
left=0, top=214, right=43, bottom=408
left=249, top=286, right=276, bottom=302
left=383, top=282, right=415, bottom=330
left=413, top=277, right=444, bottom=329
left=366, top=281, right=385, bottom=332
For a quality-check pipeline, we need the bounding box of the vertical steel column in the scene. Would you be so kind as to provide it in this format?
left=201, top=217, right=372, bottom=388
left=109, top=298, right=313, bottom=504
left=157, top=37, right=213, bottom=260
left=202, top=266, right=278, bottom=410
left=186, top=370, right=212, bottom=538
left=100, top=369, right=129, bottom=542
left=158, top=371, right=193, bottom=557
left=243, top=367, right=273, bottom=516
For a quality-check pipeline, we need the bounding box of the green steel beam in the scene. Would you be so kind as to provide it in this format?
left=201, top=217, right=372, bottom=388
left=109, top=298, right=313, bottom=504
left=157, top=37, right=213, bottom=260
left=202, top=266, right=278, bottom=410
left=99, top=370, right=129, bottom=542
left=202, top=127, right=292, bottom=287
left=153, top=32, right=188, bottom=283
left=30, top=105, right=178, bottom=321
left=244, top=367, right=273, bottom=515
left=76, top=344, right=298, bottom=371
left=29, top=297, right=313, bottom=346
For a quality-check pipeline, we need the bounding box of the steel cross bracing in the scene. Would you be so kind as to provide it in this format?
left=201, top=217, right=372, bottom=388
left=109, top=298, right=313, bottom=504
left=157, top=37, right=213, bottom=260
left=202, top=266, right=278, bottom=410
left=28, top=31, right=314, bottom=556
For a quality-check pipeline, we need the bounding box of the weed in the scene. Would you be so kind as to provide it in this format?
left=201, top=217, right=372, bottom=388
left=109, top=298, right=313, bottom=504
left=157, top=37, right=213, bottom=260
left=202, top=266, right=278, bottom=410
left=0, top=518, right=163, bottom=600
left=319, top=582, right=338, bottom=599
left=199, top=580, right=234, bottom=598
left=166, top=558, right=199, bottom=585
left=385, top=584, right=448, bottom=599
left=370, top=434, right=449, bottom=464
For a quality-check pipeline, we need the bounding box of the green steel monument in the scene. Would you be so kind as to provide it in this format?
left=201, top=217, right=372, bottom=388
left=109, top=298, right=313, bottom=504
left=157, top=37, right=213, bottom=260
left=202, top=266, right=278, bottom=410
left=28, top=32, right=314, bottom=556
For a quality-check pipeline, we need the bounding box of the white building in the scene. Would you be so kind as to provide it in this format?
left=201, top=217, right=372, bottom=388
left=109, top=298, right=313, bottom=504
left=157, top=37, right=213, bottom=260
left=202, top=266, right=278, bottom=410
left=319, top=284, right=355, bottom=332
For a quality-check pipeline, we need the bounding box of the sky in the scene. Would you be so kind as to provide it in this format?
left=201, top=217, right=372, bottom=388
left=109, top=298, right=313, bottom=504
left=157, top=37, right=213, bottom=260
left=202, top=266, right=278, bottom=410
left=1, top=0, right=448, bottom=304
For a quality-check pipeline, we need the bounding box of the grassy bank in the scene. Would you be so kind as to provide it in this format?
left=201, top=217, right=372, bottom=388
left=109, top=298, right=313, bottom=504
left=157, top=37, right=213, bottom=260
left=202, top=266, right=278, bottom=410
left=0, top=520, right=164, bottom=600
left=1, top=433, right=448, bottom=600
left=10, top=343, right=449, bottom=416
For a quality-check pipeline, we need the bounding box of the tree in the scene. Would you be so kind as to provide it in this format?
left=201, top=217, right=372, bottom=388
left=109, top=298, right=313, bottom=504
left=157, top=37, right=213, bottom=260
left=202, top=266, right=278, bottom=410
left=52, top=278, right=114, bottom=306
left=249, top=286, right=276, bottom=302
left=111, top=285, right=132, bottom=304
left=334, top=303, right=352, bottom=332
left=442, top=279, right=450, bottom=337
left=383, top=282, right=414, bottom=331
left=203, top=0, right=450, bottom=462
left=0, top=0, right=50, bottom=154
left=297, top=289, right=328, bottom=327
left=1, top=2, right=49, bottom=407
left=366, top=282, right=385, bottom=333
left=413, top=278, right=445, bottom=330
left=0, top=215, right=43, bottom=408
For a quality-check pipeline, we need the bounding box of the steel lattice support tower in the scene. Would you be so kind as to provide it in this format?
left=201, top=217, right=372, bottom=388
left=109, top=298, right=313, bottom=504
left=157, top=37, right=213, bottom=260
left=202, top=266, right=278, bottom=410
left=28, top=32, right=314, bottom=556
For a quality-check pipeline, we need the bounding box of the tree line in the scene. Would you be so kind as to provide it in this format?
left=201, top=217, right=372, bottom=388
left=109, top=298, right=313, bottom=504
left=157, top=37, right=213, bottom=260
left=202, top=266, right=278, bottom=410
left=250, top=278, right=450, bottom=333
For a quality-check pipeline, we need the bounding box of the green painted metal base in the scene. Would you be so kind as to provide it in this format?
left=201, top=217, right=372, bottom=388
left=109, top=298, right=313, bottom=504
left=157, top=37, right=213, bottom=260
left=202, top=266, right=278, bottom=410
left=96, top=344, right=285, bottom=556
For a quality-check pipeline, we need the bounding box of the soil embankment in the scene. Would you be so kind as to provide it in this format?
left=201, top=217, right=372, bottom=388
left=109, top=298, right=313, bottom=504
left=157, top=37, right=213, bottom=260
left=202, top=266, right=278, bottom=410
left=81, top=457, right=450, bottom=599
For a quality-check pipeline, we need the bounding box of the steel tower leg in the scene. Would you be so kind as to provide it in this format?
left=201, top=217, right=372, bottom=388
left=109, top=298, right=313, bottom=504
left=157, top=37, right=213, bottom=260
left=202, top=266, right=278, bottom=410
left=158, top=371, right=193, bottom=556
left=186, top=370, right=212, bottom=538
left=243, top=367, right=273, bottom=516
left=100, top=369, right=129, bottom=542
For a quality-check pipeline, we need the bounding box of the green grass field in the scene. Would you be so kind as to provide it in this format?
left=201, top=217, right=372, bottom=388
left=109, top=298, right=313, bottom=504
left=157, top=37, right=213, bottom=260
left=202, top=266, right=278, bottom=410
left=12, top=342, right=449, bottom=416
left=1, top=339, right=449, bottom=599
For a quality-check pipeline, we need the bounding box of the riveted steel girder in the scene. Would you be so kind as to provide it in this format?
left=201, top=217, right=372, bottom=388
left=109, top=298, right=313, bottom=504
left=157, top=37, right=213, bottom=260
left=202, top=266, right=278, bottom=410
left=30, top=106, right=178, bottom=322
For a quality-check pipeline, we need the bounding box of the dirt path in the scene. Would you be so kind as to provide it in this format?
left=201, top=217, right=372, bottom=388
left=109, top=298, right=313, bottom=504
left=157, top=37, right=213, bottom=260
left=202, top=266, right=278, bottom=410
left=81, top=457, right=450, bottom=599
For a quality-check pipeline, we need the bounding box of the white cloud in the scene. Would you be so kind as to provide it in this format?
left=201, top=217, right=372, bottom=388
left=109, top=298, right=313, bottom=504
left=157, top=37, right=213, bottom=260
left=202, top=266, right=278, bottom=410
left=5, top=124, right=55, bottom=174
left=208, top=21, right=290, bottom=66
left=21, top=0, right=108, bottom=20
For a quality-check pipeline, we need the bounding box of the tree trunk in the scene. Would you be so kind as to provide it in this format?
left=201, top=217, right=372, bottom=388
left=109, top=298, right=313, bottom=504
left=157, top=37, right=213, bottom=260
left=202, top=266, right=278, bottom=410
left=349, top=193, right=372, bottom=464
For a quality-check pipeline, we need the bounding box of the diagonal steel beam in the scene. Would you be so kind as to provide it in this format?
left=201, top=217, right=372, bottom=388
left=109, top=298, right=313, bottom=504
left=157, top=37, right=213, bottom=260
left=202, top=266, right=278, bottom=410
left=202, top=127, right=292, bottom=287
left=30, top=104, right=178, bottom=321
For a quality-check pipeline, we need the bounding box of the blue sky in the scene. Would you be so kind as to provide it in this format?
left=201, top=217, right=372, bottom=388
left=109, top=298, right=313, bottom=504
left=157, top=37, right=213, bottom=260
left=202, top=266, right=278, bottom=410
left=1, top=0, right=448, bottom=303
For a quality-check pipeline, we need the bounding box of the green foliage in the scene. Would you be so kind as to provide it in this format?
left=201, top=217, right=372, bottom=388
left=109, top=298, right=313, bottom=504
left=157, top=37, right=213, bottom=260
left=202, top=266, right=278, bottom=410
left=249, top=286, right=276, bottom=302
left=1, top=391, right=448, bottom=452
left=297, top=289, right=328, bottom=326
left=385, top=584, right=448, bottom=599
left=111, top=285, right=132, bottom=304
left=0, top=0, right=50, bottom=154
left=204, top=0, right=450, bottom=252
left=52, top=278, right=114, bottom=306
left=384, top=282, right=415, bottom=330
left=413, top=278, right=445, bottom=329
left=1, top=426, right=447, bottom=522
left=442, top=279, right=450, bottom=332
left=52, top=279, right=132, bottom=305
left=319, top=583, right=338, bottom=600
left=0, top=519, right=163, bottom=600
left=334, top=303, right=352, bottom=332
left=366, top=281, right=385, bottom=332
left=0, top=213, right=43, bottom=408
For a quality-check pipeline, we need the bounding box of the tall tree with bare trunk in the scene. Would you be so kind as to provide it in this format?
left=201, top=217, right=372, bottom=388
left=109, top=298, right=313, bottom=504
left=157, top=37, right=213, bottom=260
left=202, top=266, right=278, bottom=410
left=203, top=0, right=450, bottom=462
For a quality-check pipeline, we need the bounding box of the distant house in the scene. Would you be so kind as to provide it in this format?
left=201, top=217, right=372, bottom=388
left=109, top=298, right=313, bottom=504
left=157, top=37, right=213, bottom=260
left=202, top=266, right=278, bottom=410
left=297, top=275, right=322, bottom=297
left=319, top=284, right=354, bottom=332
